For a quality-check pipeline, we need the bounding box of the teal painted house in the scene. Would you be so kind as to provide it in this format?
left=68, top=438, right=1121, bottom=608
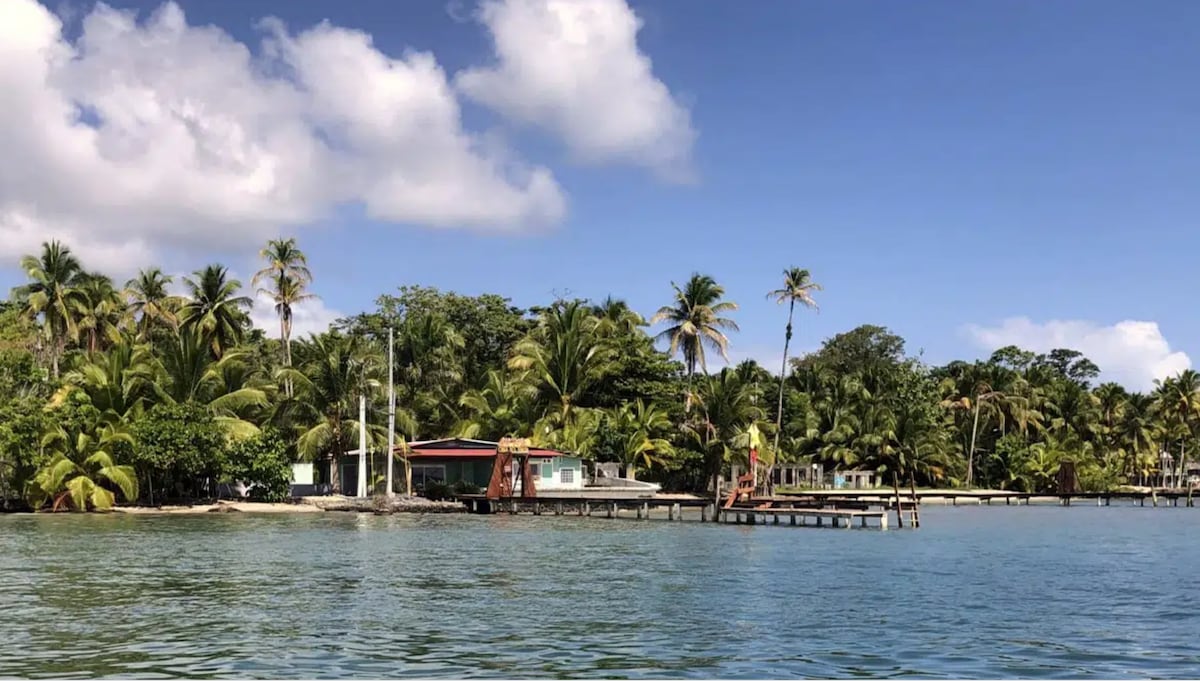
left=406, top=438, right=585, bottom=492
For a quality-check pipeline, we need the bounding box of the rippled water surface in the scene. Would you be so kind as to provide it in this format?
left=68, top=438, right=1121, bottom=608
left=2, top=506, right=1199, bottom=678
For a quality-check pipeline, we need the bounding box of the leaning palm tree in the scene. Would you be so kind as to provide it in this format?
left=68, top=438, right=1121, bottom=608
left=25, top=424, right=138, bottom=511
left=650, top=274, right=739, bottom=409
left=14, top=240, right=85, bottom=378
left=252, top=238, right=315, bottom=395
left=766, top=267, right=821, bottom=483
left=180, top=265, right=253, bottom=358
left=126, top=268, right=179, bottom=340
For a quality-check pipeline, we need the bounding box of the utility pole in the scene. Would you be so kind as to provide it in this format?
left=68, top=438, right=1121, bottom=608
left=387, top=327, right=395, bottom=498
left=357, top=394, right=367, bottom=498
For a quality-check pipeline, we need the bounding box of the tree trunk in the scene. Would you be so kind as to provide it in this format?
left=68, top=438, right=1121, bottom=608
left=282, top=316, right=293, bottom=398
left=1178, top=438, right=1186, bottom=489
left=967, top=398, right=981, bottom=488
left=770, top=300, right=795, bottom=495
left=329, top=421, right=342, bottom=495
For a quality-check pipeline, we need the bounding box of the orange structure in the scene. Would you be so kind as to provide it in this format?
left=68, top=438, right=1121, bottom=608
left=485, top=437, right=537, bottom=500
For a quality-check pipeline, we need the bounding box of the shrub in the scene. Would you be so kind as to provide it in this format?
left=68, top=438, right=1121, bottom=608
left=131, top=404, right=225, bottom=502
left=224, top=430, right=293, bottom=502
left=422, top=481, right=452, bottom=501
left=452, top=480, right=481, bottom=495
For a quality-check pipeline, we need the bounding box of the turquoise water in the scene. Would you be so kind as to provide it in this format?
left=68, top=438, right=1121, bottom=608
left=1, top=506, right=1198, bottom=679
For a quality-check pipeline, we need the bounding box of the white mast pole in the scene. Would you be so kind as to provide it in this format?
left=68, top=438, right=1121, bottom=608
left=387, top=327, right=395, bottom=498
left=357, top=394, right=367, bottom=497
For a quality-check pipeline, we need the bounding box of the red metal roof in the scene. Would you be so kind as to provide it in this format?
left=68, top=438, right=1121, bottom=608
left=403, top=446, right=564, bottom=459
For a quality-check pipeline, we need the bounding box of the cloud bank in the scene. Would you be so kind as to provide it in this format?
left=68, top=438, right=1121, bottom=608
left=964, top=317, right=1191, bottom=391
left=457, top=0, right=695, bottom=180
left=0, top=0, right=700, bottom=274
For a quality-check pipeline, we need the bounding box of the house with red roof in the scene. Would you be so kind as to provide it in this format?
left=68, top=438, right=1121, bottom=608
left=400, top=437, right=586, bottom=493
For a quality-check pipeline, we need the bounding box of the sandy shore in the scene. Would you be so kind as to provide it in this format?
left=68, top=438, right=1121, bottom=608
left=113, top=500, right=324, bottom=515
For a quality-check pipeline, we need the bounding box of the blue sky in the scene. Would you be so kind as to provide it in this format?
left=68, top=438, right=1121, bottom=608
left=4, top=0, right=1199, bottom=389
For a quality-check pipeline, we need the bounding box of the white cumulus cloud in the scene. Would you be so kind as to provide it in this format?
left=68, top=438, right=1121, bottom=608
left=0, top=0, right=565, bottom=272
left=456, top=0, right=695, bottom=180
left=964, top=317, right=1191, bottom=391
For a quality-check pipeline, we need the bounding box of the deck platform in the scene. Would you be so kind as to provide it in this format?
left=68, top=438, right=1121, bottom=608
left=718, top=506, right=889, bottom=529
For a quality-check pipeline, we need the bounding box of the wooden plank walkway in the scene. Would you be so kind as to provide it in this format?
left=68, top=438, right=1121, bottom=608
left=718, top=506, right=889, bottom=530
left=775, top=489, right=1199, bottom=507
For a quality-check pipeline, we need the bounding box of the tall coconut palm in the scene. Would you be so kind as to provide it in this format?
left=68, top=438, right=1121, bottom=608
left=766, top=267, right=821, bottom=484
left=291, top=332, right=383, bottom=494
left=651, top=274, right=739, bottom=409
left=126, top=268, right=179, bottom=340
left=252, top=238, right=314, bottom=395
left=180, top=265, right=252, bottom=358
left=14, top=240, right=85, bottom=378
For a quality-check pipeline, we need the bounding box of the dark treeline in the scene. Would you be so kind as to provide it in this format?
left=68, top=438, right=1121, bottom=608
left=0, top=239, right=1194, bottom=511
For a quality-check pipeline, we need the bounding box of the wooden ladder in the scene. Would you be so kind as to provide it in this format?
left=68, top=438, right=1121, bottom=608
left=724, top=472, right=757, bottom=508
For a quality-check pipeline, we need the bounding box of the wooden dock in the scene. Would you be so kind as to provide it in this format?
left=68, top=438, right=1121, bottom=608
left=776, top=489, right=1198, bottom=507
left=718, top=506, right=889, bottom=529
left=455, top=494, right=898, bottom=529
left=457, top=494, right=714, bottom=521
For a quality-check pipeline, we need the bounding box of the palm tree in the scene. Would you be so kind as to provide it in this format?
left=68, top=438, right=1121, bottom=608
left=610, top=399, right=674, bottom=473
left=74, top=272, right=126, bottom=354
left=766, top=267, right=821, bottom=484
left=1118, top=393, right=1155, bottom=484
left=1152, top=370, right=1200, bottom=487
left=592, top=296, right=646, bottom=336
left=180, top=265, right=252, bottom=358
left=651, top=273, right=739, bottom=408
left=14, top=240, right=85, bottom=378
left=252, top=238, right=315, bottom=395
left=939, top=362, right=1006, bottom=487
left=126, top=268, right=179, bottom=340
left=509, top=300, right=616, bottom=423
left=394, top=312, right=465, bottom=435
left=291, top=332, right=383, bottom=494
left=154, top=327, right=269, bottom=439
left=457, top=369, right=537, bottom=441
left=685, top=368, right=765, bottom=513
left=52, top=337, right=157, bottom=429
left=25, top=424, right=138, bottom=511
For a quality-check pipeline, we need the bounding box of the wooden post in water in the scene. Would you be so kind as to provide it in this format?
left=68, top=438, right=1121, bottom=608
left=909, top=471, right=921, bottom=528
left=892, top=472, right=904, bottom=529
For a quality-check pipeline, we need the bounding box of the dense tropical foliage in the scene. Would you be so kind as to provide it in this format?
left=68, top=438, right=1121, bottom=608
left=1, top=239, right=1197, bottom=511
